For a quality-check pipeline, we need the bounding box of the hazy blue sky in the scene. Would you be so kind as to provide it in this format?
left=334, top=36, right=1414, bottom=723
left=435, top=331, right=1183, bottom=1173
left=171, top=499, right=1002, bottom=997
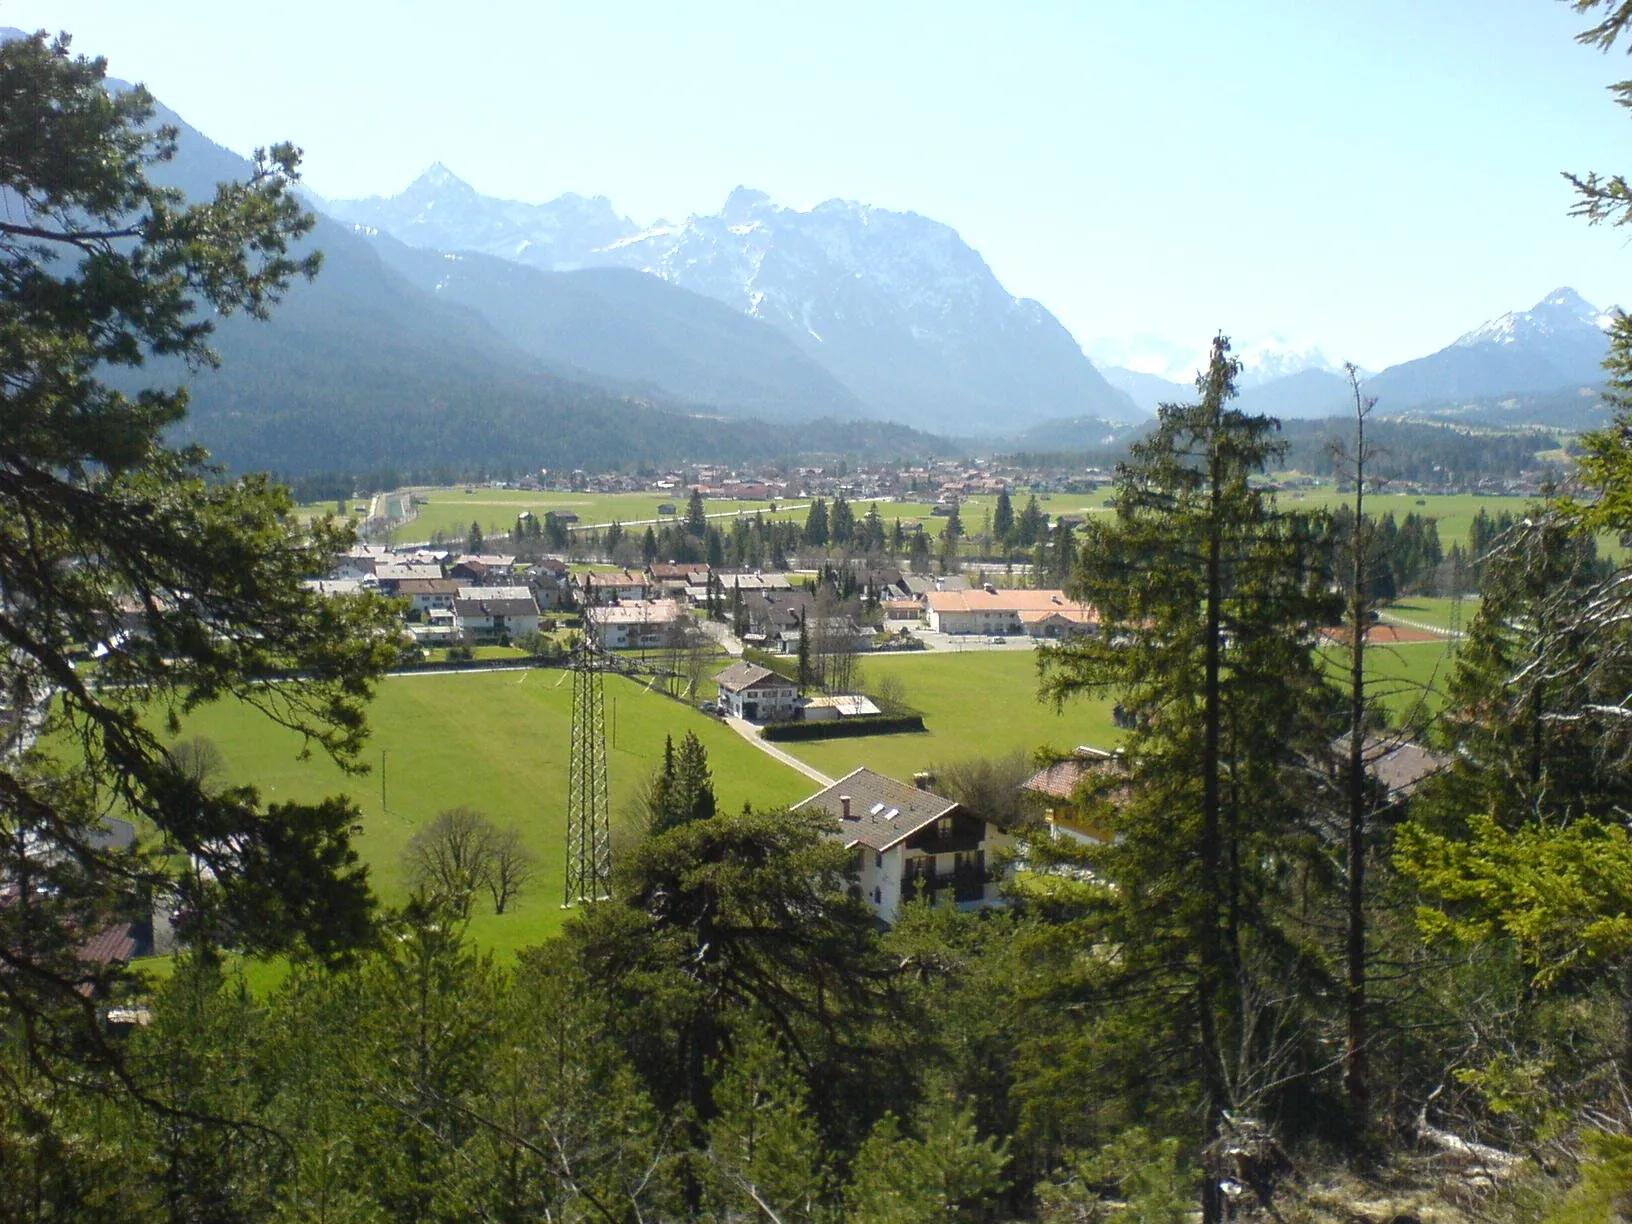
left=16, top=1, right=1632, bottom=375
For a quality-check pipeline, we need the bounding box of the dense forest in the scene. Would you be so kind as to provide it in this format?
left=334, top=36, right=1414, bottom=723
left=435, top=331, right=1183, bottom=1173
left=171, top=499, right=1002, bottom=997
left=15, top=10, right=1632, bottom=1223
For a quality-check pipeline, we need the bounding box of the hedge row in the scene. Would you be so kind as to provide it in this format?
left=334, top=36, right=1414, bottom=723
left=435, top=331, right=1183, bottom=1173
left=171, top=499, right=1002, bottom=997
left=742, top=647, right=801, bottom=684
left=761, top=714, right=926, bottom=741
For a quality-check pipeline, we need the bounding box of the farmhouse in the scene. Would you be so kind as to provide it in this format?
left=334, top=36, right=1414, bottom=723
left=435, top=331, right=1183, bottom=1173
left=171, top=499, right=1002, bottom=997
left=712, top=661, right=800, bottom=723
left=792, top=768, right=1015, bottom=924
left=370, top=563, right=446, bottom=595
left=449, top=553, right=518, bottom=583
left=581, top=569, right=650, bottom=602
left=924, top=587, right=1097, bottom=637
left=452, top=590, right=542, bottom=644
left=594, top=599, right=685, bottom=650
left=1020, top=747, right=1124, bottom=847
left=395, top=577, right=461, bottom=614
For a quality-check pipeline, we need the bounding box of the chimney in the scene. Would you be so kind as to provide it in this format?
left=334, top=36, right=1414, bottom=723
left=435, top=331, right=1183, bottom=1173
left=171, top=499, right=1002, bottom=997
left=913, top=771, right=934, bottom=791
left=840, top=795, right=852, bottom=820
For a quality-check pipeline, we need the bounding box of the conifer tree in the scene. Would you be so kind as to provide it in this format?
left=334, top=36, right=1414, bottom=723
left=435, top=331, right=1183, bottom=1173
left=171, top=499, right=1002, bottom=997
left=1041, top=335, right=1337, bottom=1221
left=993, top=488, right=1015, bottom=542
left=804, top=497, right=830, bottom=548
left=830, top=493, right=855, bottom=547
left=686, top=489, right=709, bottom=538
left=0, top=29, right=399, bottom=1109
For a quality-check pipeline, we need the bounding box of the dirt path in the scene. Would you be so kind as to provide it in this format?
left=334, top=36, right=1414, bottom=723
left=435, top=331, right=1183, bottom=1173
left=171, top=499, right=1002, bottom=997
left=722, top=716, right=833, bottom=786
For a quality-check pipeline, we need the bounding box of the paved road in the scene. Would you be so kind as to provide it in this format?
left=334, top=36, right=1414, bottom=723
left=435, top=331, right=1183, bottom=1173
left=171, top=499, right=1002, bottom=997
left=899, top=627, right=1041, bottom=653
left=722, top=716, right=833, bottom=786
left=697, top=620, right=745, bottom=658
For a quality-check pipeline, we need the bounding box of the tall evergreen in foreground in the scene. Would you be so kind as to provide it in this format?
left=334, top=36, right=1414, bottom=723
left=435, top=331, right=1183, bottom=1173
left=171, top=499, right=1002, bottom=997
left=1041, top=335, right=1338, bottom=1221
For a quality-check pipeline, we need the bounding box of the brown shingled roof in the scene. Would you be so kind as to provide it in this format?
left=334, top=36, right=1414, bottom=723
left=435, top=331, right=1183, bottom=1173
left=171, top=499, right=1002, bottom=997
left=77, top=922, right=137, bottom=967
left=792, top=767, right=961, bottom=852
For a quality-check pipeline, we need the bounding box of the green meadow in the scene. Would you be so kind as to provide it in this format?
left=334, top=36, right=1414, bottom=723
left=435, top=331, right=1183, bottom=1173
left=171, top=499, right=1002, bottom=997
left=385, top=486, right=1124, bottom=547
left=157, top=669, right=810, bottom=959
left=1381, top=595, right=1481, bottom=632
left=781, top=650, right=1124, bottom=781
left=392, top=488, right=811, bottom=545
left=1316, top=639, right=1459, bottom=722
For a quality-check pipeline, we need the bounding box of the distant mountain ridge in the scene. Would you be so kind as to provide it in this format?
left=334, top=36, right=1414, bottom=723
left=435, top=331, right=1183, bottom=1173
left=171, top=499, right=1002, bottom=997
left=89, top=88, right=955, bottom=474
left=1362, top=287, right=1613, bottom=412
left=328, top=169, right=1146, bottom=432
left=1098, top=288, right=1615, bottom=428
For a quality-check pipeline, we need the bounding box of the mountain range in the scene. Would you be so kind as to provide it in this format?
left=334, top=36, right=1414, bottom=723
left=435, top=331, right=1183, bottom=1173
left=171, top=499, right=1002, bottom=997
left=333, top=165, right=1618, bottom=434
left=14, top=22, right=1622, bottom=477
left=1094, top=287, right=1615, bottom=425
left=327, top=170, right=1145, bottom=432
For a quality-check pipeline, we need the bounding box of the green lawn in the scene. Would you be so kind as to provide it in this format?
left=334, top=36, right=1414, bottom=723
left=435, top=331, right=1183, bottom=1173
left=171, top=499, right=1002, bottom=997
left=393, top=488, right=813, bottom=545
left=779, top=634, right=1463, bottom=782
left=1381, top=596, right=1481, bottom=632
left=386, top=486, right=1122, bottom=549
left=779, top=651, right=1124, bottom=781
left=1317, top=638, right=1458, bottom=722
left=162, top=670, right=810, bottom=958
left=1275, top=488, right=1562, bottom=558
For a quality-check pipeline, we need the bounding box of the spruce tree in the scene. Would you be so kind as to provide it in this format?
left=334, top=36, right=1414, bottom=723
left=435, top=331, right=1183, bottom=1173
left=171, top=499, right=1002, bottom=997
left=804, top=498, right=829, bottom=548
left=830, top=493, right=854, bottom=547
left=1041, top=335, right=1337, bottom=1221
left=993, top=488, right=1015, bottom=542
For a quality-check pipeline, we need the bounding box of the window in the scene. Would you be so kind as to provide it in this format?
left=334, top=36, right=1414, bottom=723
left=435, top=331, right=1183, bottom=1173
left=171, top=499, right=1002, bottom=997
left=875, top=852, right=883, bottom=869
left=937, top=817, right=953, bottom=838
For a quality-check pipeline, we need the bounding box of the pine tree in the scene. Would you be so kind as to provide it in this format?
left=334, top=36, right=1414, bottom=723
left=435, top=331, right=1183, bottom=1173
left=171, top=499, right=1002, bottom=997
left=993, top=488, right=1015, bottom=542
left=0, top=29, right=398, bottom=1111
left=804, top=498, right=830, bottom=548
left=830, top=493, right=855, bottom=547
left=687, top=489, right=709, bottom=538
left=1016, top=495, right=1046, bottom=547
left=797, top=614, right=812, bottom=694
left=1041, top=335, right=1338, bottom=1221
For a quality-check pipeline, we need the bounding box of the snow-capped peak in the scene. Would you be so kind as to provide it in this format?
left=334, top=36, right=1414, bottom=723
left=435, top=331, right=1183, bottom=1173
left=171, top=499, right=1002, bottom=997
left=1454, top=287, right=1616, bottom=348
left=1233, top=332, right=1342, bottom=388
left=409, top=162, right=473, bottom=195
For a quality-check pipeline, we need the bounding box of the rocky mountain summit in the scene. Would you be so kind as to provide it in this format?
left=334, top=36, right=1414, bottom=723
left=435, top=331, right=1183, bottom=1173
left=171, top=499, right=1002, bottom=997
left=328, top=170, right=1145, bottom=431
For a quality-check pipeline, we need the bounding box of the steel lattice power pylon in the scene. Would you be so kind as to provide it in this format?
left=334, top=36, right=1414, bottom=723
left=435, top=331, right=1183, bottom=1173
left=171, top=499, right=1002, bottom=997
left=564, top=588, right=613, bottom=905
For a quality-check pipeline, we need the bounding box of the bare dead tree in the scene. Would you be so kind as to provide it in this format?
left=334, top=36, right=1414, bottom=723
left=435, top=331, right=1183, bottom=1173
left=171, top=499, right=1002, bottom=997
left=1338, top=363, right=1378, bottom=1135
left=486, top=826, right=536, bottom=915
left=168, top=736, right=226, bottom=793
left=402, top=806, right=498, bottom=918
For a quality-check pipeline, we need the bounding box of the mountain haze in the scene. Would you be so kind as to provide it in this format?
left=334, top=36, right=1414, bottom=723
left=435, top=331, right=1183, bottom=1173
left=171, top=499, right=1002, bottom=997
left=329, top=170, right=1146, bottom=432
left=112, top=91, right=951, bottom=473
left=1364, top=287, right=1614, bottom=409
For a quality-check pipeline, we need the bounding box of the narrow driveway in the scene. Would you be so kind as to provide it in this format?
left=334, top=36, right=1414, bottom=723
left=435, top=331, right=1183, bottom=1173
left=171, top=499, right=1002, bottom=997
left=722, top=716, right=833, bottom=786
left=698, top=620, right=745, bottom=657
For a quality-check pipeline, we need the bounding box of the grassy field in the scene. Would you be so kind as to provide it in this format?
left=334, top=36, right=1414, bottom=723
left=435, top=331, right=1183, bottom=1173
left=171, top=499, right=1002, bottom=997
left=1276, top=488, right=1540, bottom=555
left=779, top=651, right=1124, bottom=781
left=1316, top=638, right=1458, bottom=722
left=136, top=624, right=1465, bottom=983
left=775, top=634, right=1461, bottom=782
left=1381, top=595, right=1481, bottom=632
left=392, top=489, right=810, bottom=545
left=159, top=669, right=811, bottom=958
left=385, top=486, right=1125, bottom=547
